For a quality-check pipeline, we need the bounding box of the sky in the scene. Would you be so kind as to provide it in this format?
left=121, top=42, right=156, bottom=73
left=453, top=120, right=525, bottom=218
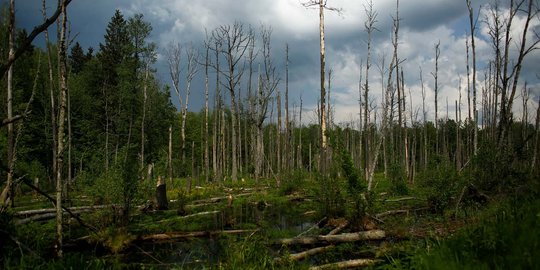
left=12, top=0, right=540, bottom=126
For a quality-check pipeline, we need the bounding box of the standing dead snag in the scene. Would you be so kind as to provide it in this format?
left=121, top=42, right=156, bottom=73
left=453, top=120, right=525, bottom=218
left=1, top=0, right=15, bottom=212
left=56, top=0, right=69, bottom=257
left=211, top=22, right=250, bottom=182
left=363, top=0, right=378, bottom=180
left=432, top=41, right=441, bottom=155
left=466, top=0, right=478, bottom=155
left=302, top=0, right=342, bottom=174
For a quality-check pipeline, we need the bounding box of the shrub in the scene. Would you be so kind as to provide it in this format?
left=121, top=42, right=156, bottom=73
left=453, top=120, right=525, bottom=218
left=417, top=160, right=461, bottom=213
left=388, top=163, right=409, bottom=196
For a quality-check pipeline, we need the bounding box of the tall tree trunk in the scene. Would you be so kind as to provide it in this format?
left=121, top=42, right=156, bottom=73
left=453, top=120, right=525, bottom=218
left=55, top=0, right=68, bottom=257
left=204, top=46, right=210, bottom=183
left=230, top=94, right=238, bottom=181
left=140, top=65, right=149, bottom=170
left=2, top=0, right=15, bottom=210
left=318, top=2, right=328, bottom=174
left=420, top=68, right=428, bottom=169
left=298, top=95, right=303, bottom=169
left=363, top=0, right=376, bottom=179
left=466, top=0, right=478, bottom=155
left=277, top=91, right=282, bottom=175
left=66, top=71, right=72, bottom=203
left=531, top=96, right=540, bottom=173
left=285, top=43, right=290, bottom=172
left=42, top=0, right=58, bottom=184
left=168, top=125, right=173, bottom=183
left=433, top=41, right=440, bottom=155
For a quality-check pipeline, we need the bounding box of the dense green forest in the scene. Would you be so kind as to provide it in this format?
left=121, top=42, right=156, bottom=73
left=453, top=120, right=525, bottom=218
left=1, top=0, right=539, bottom=269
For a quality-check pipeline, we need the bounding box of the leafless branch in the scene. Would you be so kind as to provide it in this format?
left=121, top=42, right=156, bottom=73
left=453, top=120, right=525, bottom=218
left=0, top=0, right=73, bottom=77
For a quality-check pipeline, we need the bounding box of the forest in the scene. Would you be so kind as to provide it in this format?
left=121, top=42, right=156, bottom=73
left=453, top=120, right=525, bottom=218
left=1, top=0, right=539, bottom=269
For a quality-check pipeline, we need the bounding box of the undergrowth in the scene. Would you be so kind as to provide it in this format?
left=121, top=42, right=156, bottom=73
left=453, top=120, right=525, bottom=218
left=380, top=197, right=540, bottom=270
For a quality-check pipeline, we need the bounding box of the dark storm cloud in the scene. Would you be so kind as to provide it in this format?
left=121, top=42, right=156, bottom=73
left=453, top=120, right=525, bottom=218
left=11, top=0, right=539, bottom=123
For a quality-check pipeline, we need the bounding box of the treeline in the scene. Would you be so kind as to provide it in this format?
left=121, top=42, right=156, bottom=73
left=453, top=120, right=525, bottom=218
left=1, top=0, right=539, bottom=200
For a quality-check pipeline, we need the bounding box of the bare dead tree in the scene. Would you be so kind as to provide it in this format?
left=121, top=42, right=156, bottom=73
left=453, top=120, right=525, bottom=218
left=1, top=0, right=16, bottom=212
left=204, top=37, right=211, bottom=183
left=358, top=60, right=363, bottom=172
left=182, top=44, right=200, bottom=161
left=42, top=0, right=58, bottom=183
left=253, top=26, right=280, bottom=181
left=498, top=0, right=539, bottom=147
left=285, top=43, right=291, bottom=172
left=432, top=41, right=441, bottom=154
left=466, top=0, right=478, bottom=155
left=483, top=2, right=501, bottom=141
left=0, top=0, right=73, bottom=77
left=363, top=0, right=378, bottom=179
left=140, top=46, right=156, bottom=170
left=302, top=0, right=342, bottom=174
left=419, top=67, right=428, bottom=169
left=211, top=22, right=250, bottom=181
left=55, top=0, right=69, bottom=257
left=532, top=96, right=540, bottom=173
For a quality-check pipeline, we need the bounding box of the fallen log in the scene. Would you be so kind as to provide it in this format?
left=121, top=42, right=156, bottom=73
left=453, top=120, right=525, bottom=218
left=327, top=220, right=349, bottom=236
left=276, top=245, right=335, bottom=263
left=382, top=197, right=417, bottom=202
left=15, top=204, right=113, bottom=217
left=15, top=206, right=114, bottom=224
left=375, top=210, right=409, bottom=219
left=297, top=217, right=326, bottom=237
left=191, top=193, right=254, bottom=205
left=141, top=229, right=255, bottom=241
left=276, top=230, right=385, bottom=245
left=309, top=259, right=380, bottom=270
left=156, top=210, right=220, bottom=224
left=21, top=179, right=97, bottom=232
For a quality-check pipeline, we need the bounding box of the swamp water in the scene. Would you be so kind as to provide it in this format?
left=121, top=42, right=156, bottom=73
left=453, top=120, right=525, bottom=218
left=122, top=202, right=315, bottom=268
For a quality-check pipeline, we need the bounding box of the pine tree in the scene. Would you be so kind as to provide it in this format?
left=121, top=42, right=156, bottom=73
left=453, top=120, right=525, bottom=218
left=69, top=42, right=86, bottom=74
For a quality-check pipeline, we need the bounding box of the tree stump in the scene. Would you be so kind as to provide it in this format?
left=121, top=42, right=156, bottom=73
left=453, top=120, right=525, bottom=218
left=156, top=176, right=168, bottom=210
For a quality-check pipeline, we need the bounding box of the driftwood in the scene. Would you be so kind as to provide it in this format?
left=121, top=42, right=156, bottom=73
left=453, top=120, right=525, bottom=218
left=276, top=230, right=385, bottom=245
left=309, top=259, right=380, bottom=270
left=140, top=229, right=255, bottom=242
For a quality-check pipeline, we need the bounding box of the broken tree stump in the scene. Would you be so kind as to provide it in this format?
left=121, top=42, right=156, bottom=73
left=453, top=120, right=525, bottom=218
left=156, top=176, right=168, bottom=210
